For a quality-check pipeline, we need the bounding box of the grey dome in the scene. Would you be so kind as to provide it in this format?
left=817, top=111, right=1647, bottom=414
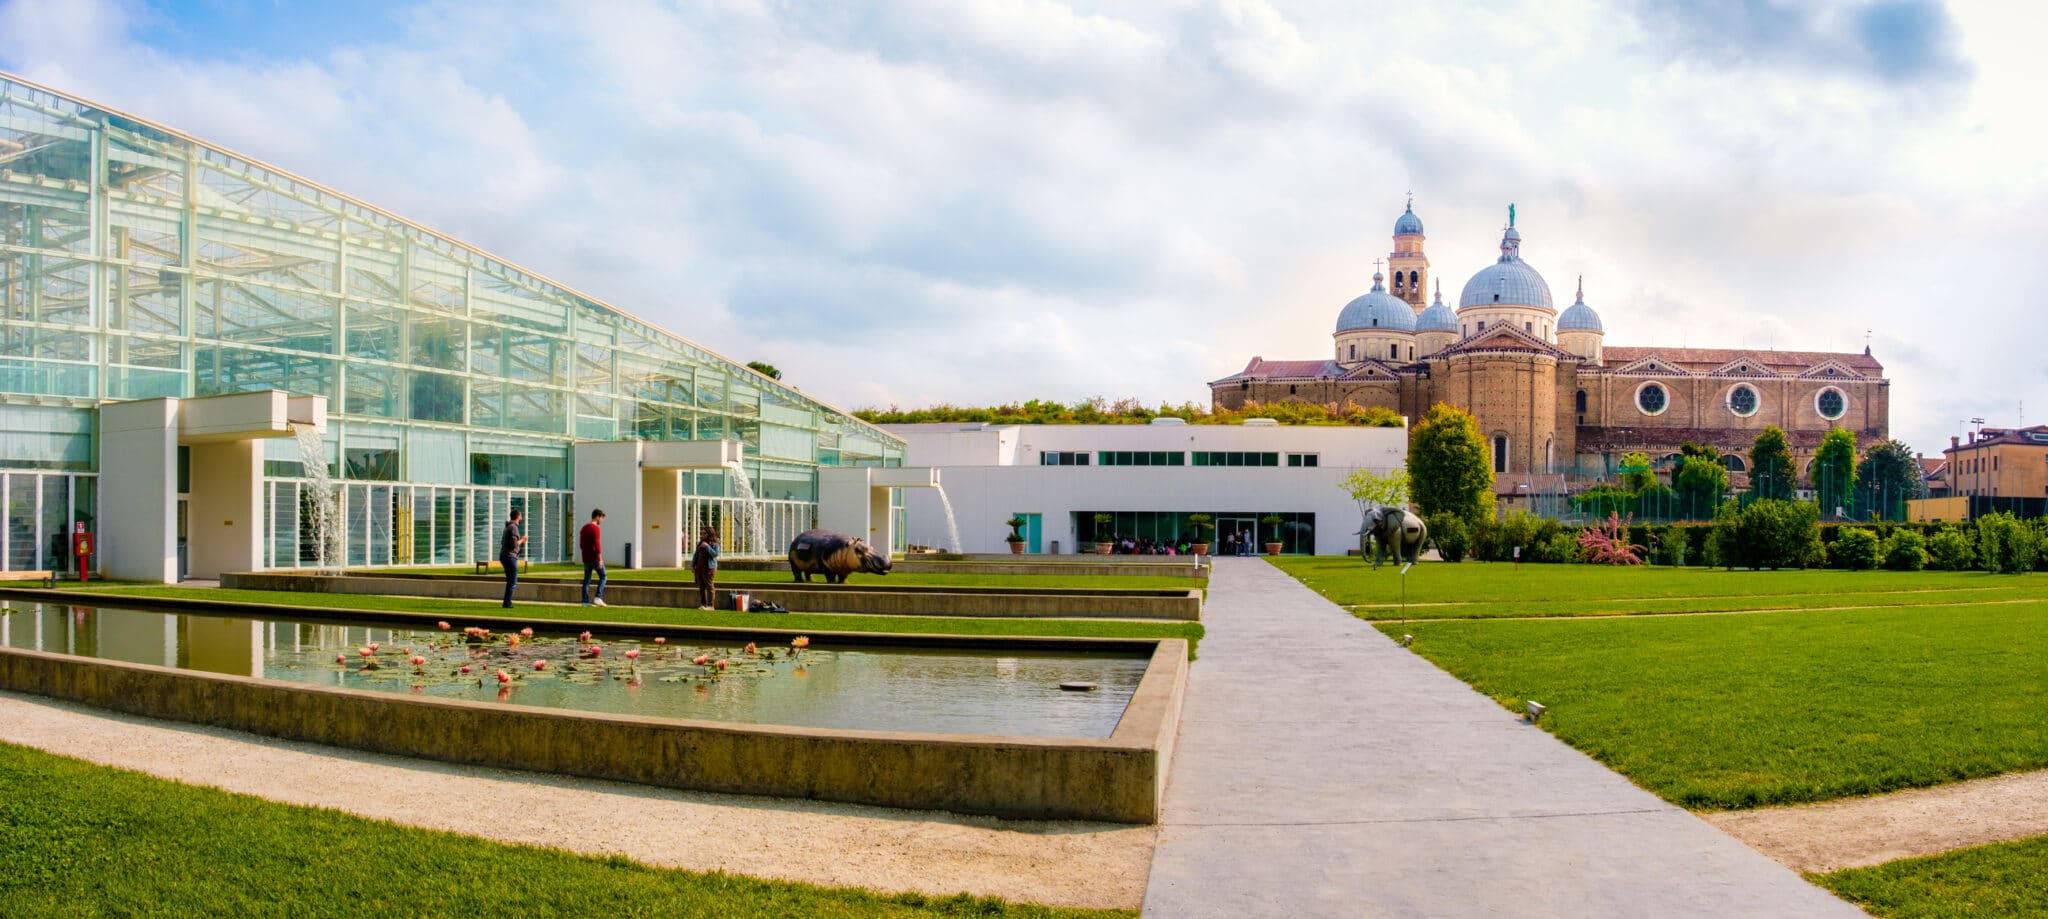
left=1394, top=201, right=1424, bottom=236
left=1558, top=279, right=1603, bottom=332
left=1336, top=273, right=1418, bottom=333
left=1458, top=226, right=1553, bottom=311
left=1417, top=287, right=1458, bottom=332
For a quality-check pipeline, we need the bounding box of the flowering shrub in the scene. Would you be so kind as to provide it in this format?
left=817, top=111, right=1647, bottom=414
left=1576, top=513, right=1645, bottom=565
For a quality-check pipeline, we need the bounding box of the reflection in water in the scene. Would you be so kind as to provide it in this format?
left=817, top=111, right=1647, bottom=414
left=0, top=602, right=1146, bottom=738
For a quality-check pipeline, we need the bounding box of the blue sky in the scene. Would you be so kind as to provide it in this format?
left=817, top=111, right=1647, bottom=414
left=1, top=0, right=2039, bottom=454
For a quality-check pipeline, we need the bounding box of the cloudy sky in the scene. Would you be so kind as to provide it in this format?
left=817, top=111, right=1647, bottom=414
left=1, top=0, right=2038, bottom=452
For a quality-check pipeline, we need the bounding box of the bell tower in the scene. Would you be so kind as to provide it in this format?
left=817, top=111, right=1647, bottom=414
left=1389, top=194, right=1429, bottom=310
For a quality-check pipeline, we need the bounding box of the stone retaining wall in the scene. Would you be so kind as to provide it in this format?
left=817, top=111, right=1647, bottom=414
left=223, top=573, right=1202, bottom=621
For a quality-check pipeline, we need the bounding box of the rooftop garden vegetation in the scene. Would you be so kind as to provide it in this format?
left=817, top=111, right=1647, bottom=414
left=854, top=398, right=1403, bottom=427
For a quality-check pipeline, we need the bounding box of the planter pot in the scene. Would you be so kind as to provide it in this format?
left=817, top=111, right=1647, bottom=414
left=1007, top=541, right=1025, bottom=554
left=1192, top=542, right=1210, bottom=557
left=1265, top=542, right=1283, bottom=556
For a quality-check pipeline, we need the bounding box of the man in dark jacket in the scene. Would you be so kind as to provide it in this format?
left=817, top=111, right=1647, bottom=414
left=499, top=508, right=525, bottom=608
left=579, top=508, right=607, bottom=607
left=691, top=527, right=719, bottom=610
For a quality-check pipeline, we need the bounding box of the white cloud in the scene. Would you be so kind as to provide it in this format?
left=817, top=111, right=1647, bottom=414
left=0, top=0, right=2041, bottom=449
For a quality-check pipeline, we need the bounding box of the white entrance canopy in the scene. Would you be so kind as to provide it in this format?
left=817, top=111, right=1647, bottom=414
left=818, top=466, right=941, bottom=555
left=572, top=440, right=746, bottom=568
left=99, top=391, right=327, bottom=582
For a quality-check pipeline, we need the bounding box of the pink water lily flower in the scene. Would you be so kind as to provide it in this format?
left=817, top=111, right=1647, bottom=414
left=520, top=627, right=534, bottom=638
left=437, top=621, right=451, bottom=630
left=410, top=656, right=426, bottom=667
left=460, top=665, right=471, bottom=674
left=790, top=636, right=810, bottom=649
left=692, top=655, right=709, bottom=665
left=578, top=630, right=593, bottom=642
left=715, top=659, right=729, bottom=671
left=533, top=660, right=548, bottom=671
left=358, top=647, right=373, bottom=658
left=744, top=642, right=757, bottom=654
left=624, top=649, right=640, bottom=660
left=335, top=654, right=347, bottom=664
left=367, top=643, right=380, bottom=652
left=496, top=669, right=512, bottom=684
left=654, top=637, right=666, bottom=645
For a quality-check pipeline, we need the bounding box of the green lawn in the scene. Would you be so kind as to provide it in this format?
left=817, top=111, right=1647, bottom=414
left=1815, top=833, right=2048, bottom=918
left=0, top=741, right=1127, bottom=919
left=35, top=586, right=1203, bottom=656
left=368, top=564, right=1204, bottom=592
left=1272, top=556, right=2044, bottom=620
left=1378, top=602, right=2048, bottom=809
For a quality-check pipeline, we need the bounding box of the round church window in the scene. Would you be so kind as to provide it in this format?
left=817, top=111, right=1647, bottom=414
left=1816, top=387, right=1847, bottom=420
left=1636, top=382, right=1668, bottom=416
left=1728, top=384, right=1759, bottom=417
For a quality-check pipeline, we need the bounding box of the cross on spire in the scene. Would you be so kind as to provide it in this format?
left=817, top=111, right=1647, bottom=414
left=1373, top=257, right=1384, bottom=275
left=1577, top=274, right=1584, bottom=300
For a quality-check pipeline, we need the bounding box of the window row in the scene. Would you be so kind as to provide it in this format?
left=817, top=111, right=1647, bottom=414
left=1631, top=382, right=1849, bottom=421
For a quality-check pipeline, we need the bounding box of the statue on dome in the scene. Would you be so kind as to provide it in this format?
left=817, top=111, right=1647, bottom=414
left=1508, top=203, right=1515, bottom=227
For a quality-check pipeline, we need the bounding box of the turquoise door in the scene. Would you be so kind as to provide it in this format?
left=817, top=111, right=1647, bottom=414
left=1017, top=513, right=1043, bottom=553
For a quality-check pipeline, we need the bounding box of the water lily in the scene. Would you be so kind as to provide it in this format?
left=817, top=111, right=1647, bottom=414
left=460, top=665, right=471, bottom=675
left=520, top=627, right=534, bottom=638
left=692, top=655, right=709, bottom=665
left=654, top=637, right=666, bottom=645
left=367, top=643, right=380, bottom=652
left=335, top=654, right=347, bottom=664
left=625, top=649, right=641, bottom=660
left=410, top=655, right=426, bottom=667
left=791, top=636, right=810, bottom=649
left=496, top=669, right=511, bottom=684
left=533, top=660, right=548, bottom=671
left=579, top=630, right=593, bottom=642
left=437, top=621, right=451, bottom=630
left=358, top=647, right=373, bottom=658
left=744, top=642, right=757, bottom=654
left=715, top=659, right=729, bottom=670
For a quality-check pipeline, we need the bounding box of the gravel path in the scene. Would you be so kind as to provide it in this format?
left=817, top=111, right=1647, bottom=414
left=1705, top=769, right=2048, bottom=873
left=0, top=690, right=1153, bottom=910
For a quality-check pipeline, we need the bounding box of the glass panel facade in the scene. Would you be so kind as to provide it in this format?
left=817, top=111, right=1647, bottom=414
left=0, top=75, right=903, bottom=569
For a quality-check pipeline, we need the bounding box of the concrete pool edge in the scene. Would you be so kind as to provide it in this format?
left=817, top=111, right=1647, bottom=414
left=0, top=603, right=1187, bottom=823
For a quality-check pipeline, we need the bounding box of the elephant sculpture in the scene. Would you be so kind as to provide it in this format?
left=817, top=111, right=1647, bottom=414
left=1356, top=505, right=1428, bottom=569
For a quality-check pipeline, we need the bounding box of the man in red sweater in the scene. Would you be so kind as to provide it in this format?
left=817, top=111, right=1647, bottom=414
left=579, top=509, right=607, bottom=607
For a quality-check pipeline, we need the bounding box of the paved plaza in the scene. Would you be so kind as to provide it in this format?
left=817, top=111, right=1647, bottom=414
left=1142, top=558, right=1866, bottom=918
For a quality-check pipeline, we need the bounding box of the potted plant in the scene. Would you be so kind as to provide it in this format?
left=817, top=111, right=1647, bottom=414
left=1004, top=516, right=1027, bottom=554
left=1261, top=514, right=1285, bottom=555
left=1187, top=513, right=1214, bottom=557
left=1093, top=513, right=1115, bottom=554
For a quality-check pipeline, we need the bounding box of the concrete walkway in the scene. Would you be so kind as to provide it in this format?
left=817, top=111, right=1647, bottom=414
left=1141, top=559, right=1864, bottom=918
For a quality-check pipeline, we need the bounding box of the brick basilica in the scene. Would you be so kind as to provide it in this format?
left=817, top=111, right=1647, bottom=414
left=1209, top=200, right=1889, bottom=489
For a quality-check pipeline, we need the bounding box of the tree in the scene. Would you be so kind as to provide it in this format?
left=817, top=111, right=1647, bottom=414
left=1747, top=426, right=1795, bottom=502
left=1853, top=438, right=1924, bottom=521
left=1341, top=467, right=1410, bottom=513
left=1813, top=428, right=1857, bottom=519
left=746, top=361, right=782, bottom=380
left=1672, top=454, right=1730, bottom=519
left=1409, top=402, right=1493, bottom=523
left=1617, top=451, right=1656, bottom=493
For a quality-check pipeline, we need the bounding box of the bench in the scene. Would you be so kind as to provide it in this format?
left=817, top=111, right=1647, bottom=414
left=473, top=560, right=530, bottom=575
left=0, top=570, right=58, bottom=587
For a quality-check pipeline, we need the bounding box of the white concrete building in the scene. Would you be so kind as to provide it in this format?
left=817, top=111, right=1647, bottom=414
left=884, top=420, right=1408, bottom=556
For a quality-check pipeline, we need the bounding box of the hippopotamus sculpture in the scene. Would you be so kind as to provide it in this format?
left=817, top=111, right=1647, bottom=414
left=787, top=529, right=893, bottom=583
left=1357, top=505, right=1428, bottom=569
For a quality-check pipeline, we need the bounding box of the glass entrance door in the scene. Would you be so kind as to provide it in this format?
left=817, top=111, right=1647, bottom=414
left=1217, top=515, right=1256, bottom=555
left=1015, top=513, right=1043, bottom=553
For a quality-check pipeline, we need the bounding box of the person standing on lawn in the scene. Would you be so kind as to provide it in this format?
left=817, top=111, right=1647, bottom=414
left=579, top=508, right=607, bottom=607
left=499, top=508, right=525, bottom=608
left=691, top=526, right=720, bottom=610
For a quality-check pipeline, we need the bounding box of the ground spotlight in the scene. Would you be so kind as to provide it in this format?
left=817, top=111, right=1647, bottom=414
left=1525, top=701, right=1546, bottom=722
left=1401, top=634, right=1414, bottom=647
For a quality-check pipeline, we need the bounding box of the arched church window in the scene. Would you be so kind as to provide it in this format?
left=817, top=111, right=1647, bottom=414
left=1493, top=435, right=1508, bottom=473
left=1575, top=390, right=1587, bottom=413
left=1410, top=270, right=1419, bottom=289
left=1390, top=344, right=1398, bottom=359
left=1348, top=344, right=1356, bottom=360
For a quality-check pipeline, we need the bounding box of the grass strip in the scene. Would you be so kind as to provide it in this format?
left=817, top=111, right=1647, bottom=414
left=1348, top=587, right=2045, bottom=620
left=1273, top=556, right=2040, bottom=609
left=35, top=586, right=1203, bottom=656
left=0, top=741, right=1128, bottom=919
left=370, top=564, right=1205, bottom=592
left=1377, top=601, right=2048, bottom=810
left=1813, top=833, right=2048, bottom=918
